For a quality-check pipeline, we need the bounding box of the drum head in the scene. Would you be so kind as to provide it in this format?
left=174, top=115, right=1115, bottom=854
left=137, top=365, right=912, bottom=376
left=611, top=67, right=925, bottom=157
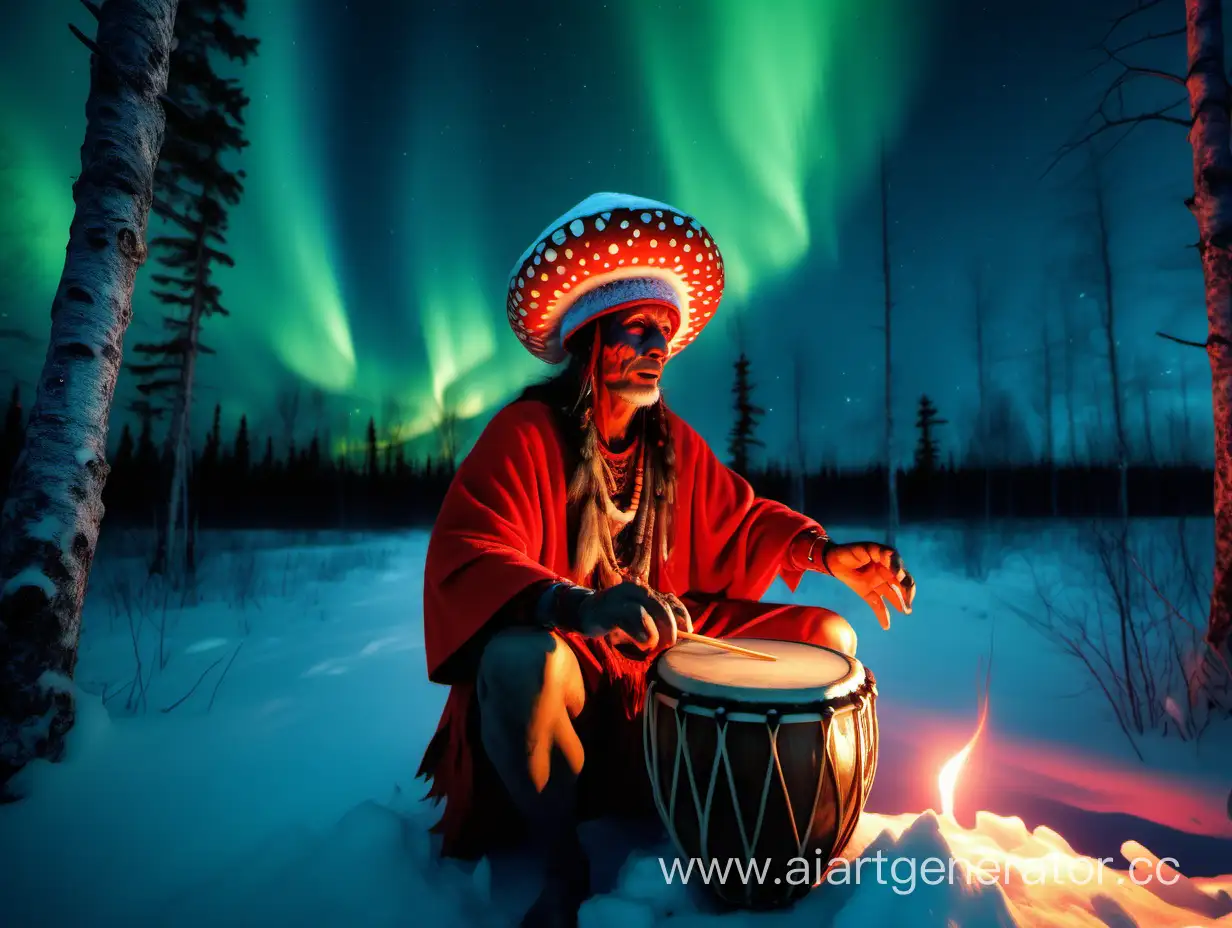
left=656, top=638, right=862, bottom=704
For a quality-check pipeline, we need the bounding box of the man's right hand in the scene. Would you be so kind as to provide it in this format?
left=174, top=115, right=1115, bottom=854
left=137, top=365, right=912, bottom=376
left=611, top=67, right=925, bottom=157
left=575, top=581, right=685, bottom=653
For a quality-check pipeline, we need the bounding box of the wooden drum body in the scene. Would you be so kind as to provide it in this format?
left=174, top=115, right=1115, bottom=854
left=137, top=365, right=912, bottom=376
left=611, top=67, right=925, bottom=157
left=643, top=638, right=878, bottom=908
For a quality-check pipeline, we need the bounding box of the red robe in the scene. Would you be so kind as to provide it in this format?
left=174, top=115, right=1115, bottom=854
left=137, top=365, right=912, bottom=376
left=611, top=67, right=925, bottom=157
left=417, top=399, right=820, bottom=858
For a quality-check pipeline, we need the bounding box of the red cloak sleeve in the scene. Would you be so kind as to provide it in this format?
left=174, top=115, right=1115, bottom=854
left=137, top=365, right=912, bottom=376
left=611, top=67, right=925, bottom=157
left=422, top=401, right=571, bottom=684
left=667, top=411, right=821, bottom=601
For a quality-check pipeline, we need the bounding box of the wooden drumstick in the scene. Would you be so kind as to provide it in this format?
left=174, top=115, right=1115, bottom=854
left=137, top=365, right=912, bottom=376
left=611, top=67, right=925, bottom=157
left=677, top=630, right=778, bottom=661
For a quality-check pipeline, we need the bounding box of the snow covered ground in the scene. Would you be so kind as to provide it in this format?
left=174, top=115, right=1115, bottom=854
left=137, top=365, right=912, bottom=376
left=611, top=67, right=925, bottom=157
left=0, top=521, right=1229, bottom=927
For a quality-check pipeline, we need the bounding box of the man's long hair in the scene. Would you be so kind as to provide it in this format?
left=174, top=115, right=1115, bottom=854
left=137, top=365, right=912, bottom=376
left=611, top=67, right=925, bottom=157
left=517, top=320, right=677, bottom=587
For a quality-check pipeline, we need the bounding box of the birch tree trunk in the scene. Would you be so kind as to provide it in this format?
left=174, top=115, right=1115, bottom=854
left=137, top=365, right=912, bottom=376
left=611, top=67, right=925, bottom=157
left=1042, top=313, right=1058, bottom=516
left=1092, top=163, right=1131, bottom=526
left=973, top=268, right=991, bottom=522
left=0, top=0, right=177, bottom=792
left=1186, top=0, right=1232, bottom=664
left=157, top=217, right=206, bottom=582
left=880, top=146, right=899, bottom=545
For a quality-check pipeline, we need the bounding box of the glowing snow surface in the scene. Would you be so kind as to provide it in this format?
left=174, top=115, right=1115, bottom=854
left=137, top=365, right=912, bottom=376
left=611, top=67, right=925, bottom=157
left=0, top=525, right=1228, bottom=927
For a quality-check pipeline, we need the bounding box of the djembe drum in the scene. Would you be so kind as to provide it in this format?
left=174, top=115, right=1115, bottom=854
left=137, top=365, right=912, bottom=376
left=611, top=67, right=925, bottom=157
left=643, top=638, right=878, bottom=908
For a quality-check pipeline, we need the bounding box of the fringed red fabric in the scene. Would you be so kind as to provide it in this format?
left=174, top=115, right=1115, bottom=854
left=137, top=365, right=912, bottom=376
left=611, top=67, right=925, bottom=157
left=417, top=399, right=821, bottom=859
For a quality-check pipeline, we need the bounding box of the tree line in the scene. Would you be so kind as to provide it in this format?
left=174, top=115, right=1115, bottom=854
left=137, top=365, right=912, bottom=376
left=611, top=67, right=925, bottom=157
left=0, top=383, right=1212, bottom=534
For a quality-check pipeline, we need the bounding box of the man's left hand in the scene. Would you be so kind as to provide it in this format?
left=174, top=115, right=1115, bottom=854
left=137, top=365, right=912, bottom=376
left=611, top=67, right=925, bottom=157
left=822, top=542, right=915, bottom=630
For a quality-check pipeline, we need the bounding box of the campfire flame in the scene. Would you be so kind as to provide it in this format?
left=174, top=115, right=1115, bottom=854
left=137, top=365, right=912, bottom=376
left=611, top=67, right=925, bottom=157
left=938, top=693, right=989, bottom=820
left=842, top=677, right=1232, bottom=925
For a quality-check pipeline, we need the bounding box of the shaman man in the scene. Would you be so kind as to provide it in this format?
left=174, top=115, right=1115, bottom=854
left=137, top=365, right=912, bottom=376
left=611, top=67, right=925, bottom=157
left=417, top=193, right=915, bottom=926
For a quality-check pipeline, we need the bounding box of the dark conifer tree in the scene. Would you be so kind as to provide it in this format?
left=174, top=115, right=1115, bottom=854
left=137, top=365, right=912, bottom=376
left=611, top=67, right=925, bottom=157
left=127, top=0, right=258, bottom=577
left=201, top=403, right=221, bottom=469
left=0, top=385, right=22, bottom=478
left=913, top=395, right=947, bottom=475
left=366, top=418, right=379, bottom=480
left=728, top=352, right=764, bottom=477
left=129, top=399, right=163, bottom=480
left=114, top=424, right=135, bottom=470
left=234, top=415, right=250, bottom=474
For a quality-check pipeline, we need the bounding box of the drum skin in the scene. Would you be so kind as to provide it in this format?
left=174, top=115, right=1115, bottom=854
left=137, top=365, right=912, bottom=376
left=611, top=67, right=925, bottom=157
left=643, top=643, right=879, bottom=909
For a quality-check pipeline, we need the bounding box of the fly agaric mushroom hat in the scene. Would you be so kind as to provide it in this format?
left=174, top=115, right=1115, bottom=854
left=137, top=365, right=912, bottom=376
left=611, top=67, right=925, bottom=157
left=505, top=192, right=725, bottom=364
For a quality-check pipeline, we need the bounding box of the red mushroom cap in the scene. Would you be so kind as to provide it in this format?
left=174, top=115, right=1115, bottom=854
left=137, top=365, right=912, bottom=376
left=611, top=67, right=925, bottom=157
left=506, top=193, right=725, bottom=364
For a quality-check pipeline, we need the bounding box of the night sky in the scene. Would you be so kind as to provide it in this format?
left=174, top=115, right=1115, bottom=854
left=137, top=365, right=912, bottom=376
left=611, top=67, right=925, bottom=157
left=0, top=0, right=1211, bottom=468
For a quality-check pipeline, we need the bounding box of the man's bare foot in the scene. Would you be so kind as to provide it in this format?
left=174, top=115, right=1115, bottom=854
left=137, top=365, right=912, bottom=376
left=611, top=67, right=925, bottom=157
left=519, top=840, right=590, bottom=928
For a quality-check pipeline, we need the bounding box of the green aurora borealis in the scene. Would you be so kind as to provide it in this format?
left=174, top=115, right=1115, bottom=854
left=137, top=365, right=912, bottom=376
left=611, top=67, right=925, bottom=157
left=0, top=0, right=1212, bottom=467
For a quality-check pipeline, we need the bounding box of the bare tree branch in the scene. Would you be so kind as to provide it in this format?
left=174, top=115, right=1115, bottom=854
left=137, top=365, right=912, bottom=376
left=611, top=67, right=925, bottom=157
left=1043, top=101, right=1190, bottom=178
left=1109, top=27, right=1186, bottom=56
left=1099, top=0, right=1168, bottom=48
left=1157, top=329, right=1225, bottom=348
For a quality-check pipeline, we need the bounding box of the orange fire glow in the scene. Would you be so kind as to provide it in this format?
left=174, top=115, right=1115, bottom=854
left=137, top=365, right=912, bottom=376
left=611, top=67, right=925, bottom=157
left=937, top=694, right=989, bottom=820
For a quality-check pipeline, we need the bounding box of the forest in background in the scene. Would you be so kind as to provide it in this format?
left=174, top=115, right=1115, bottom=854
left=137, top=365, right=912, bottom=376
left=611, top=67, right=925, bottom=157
left=0, top=376, right=1213, bottom=533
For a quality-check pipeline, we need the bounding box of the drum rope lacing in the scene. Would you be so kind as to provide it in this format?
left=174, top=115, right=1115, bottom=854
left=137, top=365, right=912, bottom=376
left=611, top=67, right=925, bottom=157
left=643, top=676, right=878, bottom=906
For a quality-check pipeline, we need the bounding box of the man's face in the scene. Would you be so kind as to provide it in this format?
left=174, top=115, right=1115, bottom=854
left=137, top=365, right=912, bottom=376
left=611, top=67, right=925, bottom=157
left=598, top=303, right=675, bottom=407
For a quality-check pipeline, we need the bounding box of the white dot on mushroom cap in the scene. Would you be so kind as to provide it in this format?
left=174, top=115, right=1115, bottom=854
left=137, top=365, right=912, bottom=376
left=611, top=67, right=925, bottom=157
left=536, top=241, right=546, bottom=253
left=595, top=219, right=605, bottom=230
left=640, top=212, right=651, bottom=222
left=673, top=216, right=684, bottom=225
left=620, top=219, right=630, bottom=229
left=565, top=248, right=573, bottom=259
left=604, top=262, right=610, bottom=268
left=570, top=275, right=577, bottom=281
left=704, top=238, right=711, bottom=247
left=658, top=256, right=666, bottom=263
left=631, top=257, right=639, bottom=264
left=633, top=229, right=641, bottom=238
left=683, top=244, right=691, bottom=252
left=554, top=290, right=563, bottom=298
left=695, top=254, right=703, bottom=262
left=529, top=302, right=538, bottom=309
left=545, top=248, right=557, bottom=262
left=669, top=239, right=677, bottom=247
left=686, top=230, right=694, bottom=238
left=579, top=258, right=586, bottom=266
left=705, top=285, right=714, bottom=291
left=531, top=290, right=540, bottom=297
left=674, top=264, right=684, bottom=271
left=569, top=219, right=584, bottom=236
left=608, top=243, right=619, bottom=254
left=556, top=265, right=565, bottom=274
left=534, top=254, right=541, bottom=265
left=541, top=273, right=548, bottom=281
left=552, top=229, right=567, bottom=245
left=626, top=239, right=633, bottom=246
left=519, top=308, right=528, bottom=316
left=517, top=278, right=525, bottom=289
left=658, top=222, right=666, bottom=230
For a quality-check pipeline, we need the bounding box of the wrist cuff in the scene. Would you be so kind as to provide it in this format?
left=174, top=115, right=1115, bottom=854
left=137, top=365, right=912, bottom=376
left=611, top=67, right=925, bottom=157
left=536, top=581, right=593, bottom=630
left=803, top=530, right=832, bottom=575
